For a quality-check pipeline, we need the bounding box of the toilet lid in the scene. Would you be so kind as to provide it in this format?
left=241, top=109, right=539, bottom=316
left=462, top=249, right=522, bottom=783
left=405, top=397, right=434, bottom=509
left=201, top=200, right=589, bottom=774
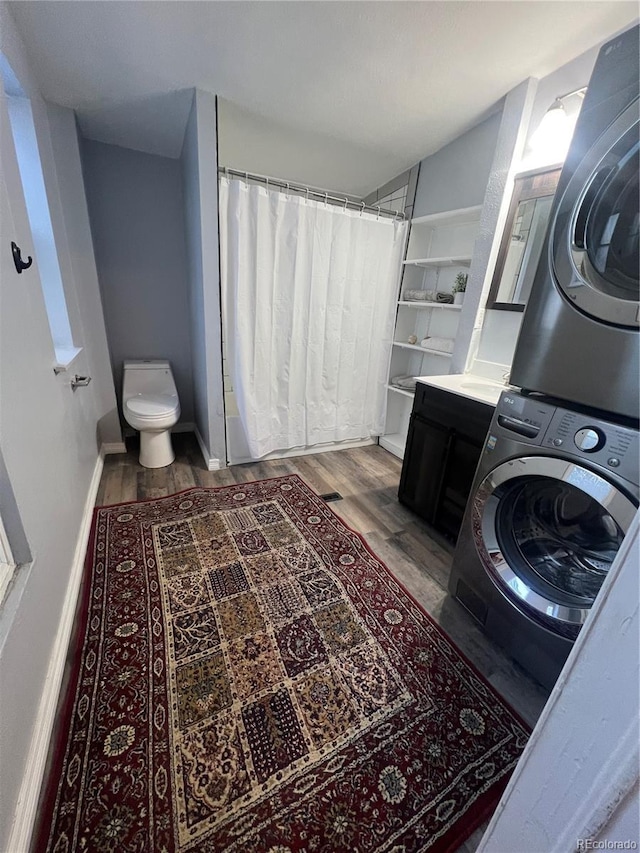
left=125, top=394, right=179, bottom=418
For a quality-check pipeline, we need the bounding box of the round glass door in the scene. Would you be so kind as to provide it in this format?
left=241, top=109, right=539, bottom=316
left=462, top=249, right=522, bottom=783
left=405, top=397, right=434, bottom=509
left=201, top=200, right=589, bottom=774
left=552, top=101, right=640, bottom=328
left=474, top=457, right=636, bottom=632
left=579, top=140, right=639, bottom=300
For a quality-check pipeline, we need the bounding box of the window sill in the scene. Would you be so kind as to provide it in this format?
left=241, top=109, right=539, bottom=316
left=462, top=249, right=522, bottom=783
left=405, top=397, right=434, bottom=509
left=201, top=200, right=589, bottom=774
left=53, top=346, right=83, bottom=374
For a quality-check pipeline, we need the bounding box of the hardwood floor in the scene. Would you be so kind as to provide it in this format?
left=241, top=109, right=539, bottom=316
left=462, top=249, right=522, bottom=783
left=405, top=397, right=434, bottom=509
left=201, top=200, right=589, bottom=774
left=96, top=433, right=550, bottom=852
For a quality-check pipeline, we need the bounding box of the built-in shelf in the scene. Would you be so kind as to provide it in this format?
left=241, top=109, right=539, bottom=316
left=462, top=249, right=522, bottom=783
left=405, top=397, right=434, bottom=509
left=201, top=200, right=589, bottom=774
left=411, top=204, right=482, bottom=228
left=386, top=384, right=415, bottom=398
left=392, top=342, right=452, bottom=357
left=403, top=256, right=472, bottom=268
left=379, top=432, right=406, bottom=459
left=381, top=202, right=481, bottom=464
left=398, top=301, right=461, bottom=310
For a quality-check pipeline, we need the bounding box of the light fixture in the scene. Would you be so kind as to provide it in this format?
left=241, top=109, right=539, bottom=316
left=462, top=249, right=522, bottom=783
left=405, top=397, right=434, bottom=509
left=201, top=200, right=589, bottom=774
left=528, top=87, right=587, bottom=164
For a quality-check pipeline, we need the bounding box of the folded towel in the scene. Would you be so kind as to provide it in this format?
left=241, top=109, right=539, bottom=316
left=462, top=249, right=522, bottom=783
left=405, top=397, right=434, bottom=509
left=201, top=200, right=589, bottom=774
left=421, top=337, right=455, bottom=353
left=390, top=375, right=418, bottom=390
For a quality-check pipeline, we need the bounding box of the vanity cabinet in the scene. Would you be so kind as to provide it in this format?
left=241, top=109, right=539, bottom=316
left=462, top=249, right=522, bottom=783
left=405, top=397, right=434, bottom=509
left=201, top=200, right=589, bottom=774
left=398, top=382, right=494, bottom=542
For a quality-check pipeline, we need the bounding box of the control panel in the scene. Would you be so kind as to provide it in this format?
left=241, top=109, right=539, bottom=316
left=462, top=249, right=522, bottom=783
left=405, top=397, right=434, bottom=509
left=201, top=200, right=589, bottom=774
left=492, top=391, right=639, bottom=485
left=544, top=407, right=638, bottom=481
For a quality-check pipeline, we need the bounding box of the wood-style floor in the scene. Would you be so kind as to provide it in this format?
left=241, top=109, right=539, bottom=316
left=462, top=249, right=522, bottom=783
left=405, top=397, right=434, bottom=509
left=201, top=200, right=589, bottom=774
left=96, top=433, right=550, bottom=853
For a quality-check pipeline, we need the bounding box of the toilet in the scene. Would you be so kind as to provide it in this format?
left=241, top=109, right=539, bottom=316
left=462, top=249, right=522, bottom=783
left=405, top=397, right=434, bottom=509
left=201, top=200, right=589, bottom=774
left=122, top=360, right=181, bottom=468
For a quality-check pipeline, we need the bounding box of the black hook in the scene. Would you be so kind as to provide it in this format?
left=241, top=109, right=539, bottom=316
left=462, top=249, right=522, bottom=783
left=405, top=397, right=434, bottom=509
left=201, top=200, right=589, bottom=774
left=11, top=241, right=33, bottom=274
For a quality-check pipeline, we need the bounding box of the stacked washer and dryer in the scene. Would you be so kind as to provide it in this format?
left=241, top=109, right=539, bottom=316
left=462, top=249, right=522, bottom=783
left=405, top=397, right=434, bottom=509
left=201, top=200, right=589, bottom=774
left=449, top=25, right=639, bottom=690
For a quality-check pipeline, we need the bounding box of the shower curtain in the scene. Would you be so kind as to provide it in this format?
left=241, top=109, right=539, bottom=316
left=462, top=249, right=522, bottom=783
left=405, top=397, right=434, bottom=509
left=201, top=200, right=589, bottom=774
left=219, top=176, right=407, bottom=460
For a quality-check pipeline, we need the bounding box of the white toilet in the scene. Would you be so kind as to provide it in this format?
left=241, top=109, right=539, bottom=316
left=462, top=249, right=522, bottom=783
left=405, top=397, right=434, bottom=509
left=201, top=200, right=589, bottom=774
left=122, top=360, right=181, bottom=468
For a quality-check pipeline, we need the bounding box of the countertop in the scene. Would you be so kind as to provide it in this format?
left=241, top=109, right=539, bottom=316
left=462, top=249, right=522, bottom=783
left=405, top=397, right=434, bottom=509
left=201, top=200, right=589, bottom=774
left=416, top=373, right=508, bottom=407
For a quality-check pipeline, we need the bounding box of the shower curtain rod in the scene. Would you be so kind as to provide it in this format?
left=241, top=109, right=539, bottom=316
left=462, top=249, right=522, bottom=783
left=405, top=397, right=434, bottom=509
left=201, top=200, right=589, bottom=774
left=218, top=167, right=406, bottom=220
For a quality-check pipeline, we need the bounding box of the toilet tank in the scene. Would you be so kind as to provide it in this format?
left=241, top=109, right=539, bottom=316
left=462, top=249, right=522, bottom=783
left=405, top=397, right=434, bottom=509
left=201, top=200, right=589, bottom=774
left=122, top=360, right=177, bottom=401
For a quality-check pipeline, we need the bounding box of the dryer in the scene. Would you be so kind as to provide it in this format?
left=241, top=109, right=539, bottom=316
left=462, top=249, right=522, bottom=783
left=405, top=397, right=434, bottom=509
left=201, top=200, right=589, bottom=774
left=511, top=24, right=639, bottom=420
left=448, top=390, right=638, bottom=690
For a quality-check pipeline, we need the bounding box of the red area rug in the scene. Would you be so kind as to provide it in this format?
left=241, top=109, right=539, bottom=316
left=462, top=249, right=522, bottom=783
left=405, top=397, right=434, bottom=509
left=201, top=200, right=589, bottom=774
left=34, top=475, right=528, bottom=853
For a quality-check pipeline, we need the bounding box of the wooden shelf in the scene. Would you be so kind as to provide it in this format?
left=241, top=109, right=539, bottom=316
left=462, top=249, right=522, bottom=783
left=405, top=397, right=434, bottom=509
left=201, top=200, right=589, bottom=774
left=403, top=256, right=472, bottom=268
left=386, top=384, right=415, bottom=398
left=393, top=342, right=452, bottom=357
left=398, top=301, right=461, bottom=310
left=379, top=432, right=407, bottom=459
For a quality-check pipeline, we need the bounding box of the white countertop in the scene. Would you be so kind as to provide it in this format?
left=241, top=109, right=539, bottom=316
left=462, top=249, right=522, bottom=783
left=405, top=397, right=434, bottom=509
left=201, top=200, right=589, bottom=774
left=416, top=373, right=508, bottom=407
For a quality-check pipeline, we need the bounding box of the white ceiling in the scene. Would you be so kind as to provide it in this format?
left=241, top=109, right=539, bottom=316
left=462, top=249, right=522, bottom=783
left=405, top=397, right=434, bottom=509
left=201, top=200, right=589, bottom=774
left=8, top=1, right=638, bottom=190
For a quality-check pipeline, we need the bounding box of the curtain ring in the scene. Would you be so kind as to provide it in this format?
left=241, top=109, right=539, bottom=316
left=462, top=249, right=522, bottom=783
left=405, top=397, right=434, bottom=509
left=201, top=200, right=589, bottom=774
left=376, top=206, right=381, bottom=220
left=360, top=202, right=365, bottom=217
left=306, top=188, right=310, bottom=203
left=244, top=172, right=249, bottom=184
left=324, top=192, right=328, bottom=207
left=265, top=177, right=269, bottom=194
left=286, top=182, right=290, bottom=198
left=343, top=197, right=348, bottom=211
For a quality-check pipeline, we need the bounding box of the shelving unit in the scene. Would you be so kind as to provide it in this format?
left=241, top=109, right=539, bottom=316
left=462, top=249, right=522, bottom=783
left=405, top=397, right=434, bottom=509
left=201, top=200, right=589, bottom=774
left=380, top=204, right=482, bottom=460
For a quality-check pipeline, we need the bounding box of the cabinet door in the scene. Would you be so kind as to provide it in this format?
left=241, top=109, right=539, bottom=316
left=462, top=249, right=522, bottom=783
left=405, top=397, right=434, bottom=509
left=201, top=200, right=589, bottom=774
left=399, top=415, right=452, bottom=523
left=436, top=433, right=483, bottom=540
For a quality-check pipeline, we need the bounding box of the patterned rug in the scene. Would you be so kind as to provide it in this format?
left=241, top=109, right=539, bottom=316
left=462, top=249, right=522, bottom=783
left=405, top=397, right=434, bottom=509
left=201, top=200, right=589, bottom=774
left=34, top=475, right=529, bottom=853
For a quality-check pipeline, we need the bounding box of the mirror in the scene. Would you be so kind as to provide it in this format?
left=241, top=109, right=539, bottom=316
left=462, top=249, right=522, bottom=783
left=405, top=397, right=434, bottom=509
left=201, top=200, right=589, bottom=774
left=487, top=166, right=562, bottom=311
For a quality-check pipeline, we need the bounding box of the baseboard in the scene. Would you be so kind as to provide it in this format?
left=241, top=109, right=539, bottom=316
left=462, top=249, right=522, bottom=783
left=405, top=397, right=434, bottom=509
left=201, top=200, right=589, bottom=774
left=194, top=426, right=221, bottom=471
left=7, top=451, right=104, bottom=853
left=101, top=441, right=127, bottom=455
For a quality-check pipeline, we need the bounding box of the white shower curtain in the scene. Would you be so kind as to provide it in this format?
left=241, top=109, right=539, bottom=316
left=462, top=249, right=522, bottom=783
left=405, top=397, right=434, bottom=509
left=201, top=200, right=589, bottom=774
left=219, top=176, right=406, bottom=459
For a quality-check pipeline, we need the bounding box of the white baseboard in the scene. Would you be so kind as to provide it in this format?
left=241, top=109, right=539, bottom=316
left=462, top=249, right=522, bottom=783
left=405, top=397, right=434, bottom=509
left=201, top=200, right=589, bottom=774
left=194, top=426, right=221, bottom=471
left=7, top=452, right=104, bottom=853
left=101, top=441, right=127, bottom=455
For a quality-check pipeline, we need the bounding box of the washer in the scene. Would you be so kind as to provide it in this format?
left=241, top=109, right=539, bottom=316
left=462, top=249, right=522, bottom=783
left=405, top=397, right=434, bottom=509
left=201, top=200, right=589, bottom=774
left=511, top=24, right=639, bottom=420
left=448, top=390, right=638, bottom=690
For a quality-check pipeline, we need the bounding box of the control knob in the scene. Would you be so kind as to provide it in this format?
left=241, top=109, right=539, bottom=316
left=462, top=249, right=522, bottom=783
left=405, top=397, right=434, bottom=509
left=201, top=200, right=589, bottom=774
left=574, top=427, right=605, bottom=452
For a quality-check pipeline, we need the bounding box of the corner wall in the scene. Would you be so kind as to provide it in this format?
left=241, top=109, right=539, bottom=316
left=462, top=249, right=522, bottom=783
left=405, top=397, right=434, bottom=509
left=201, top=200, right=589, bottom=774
left=413, top=112, right=502, bottom=218
left=82, top=139, right=195, bottom=424
left=181, top=90, right=225, bottom=468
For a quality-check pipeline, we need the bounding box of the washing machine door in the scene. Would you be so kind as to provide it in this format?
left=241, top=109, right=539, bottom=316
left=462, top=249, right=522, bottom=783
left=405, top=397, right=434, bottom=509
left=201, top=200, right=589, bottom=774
left=552, top=99, right=639, bottom=328
left=473, top=456, right=637, bottom=636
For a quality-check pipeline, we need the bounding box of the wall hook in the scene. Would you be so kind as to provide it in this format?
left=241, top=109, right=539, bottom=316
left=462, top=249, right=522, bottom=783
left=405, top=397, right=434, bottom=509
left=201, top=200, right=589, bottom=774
left=11, top=242, right=32, bottom=274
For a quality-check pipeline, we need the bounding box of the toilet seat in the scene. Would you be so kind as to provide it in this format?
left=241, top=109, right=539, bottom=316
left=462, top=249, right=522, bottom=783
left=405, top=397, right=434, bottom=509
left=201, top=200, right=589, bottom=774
left=125, top=393, right=179, bottom=420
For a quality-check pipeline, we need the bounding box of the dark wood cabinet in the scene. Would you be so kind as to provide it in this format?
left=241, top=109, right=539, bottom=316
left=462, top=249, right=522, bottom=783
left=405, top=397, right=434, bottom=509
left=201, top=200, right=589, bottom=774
left=398, top=382, right=494, bottom=542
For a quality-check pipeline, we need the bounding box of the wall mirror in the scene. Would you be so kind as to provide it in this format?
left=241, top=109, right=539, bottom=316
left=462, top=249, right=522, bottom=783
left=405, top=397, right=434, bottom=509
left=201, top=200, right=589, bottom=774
left=487, top=166, right=562, bottom=311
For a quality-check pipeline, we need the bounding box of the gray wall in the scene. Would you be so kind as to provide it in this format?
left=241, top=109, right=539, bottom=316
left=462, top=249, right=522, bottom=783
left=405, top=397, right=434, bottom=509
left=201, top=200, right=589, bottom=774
left=82, top=140, right=194, bottom=423
left=180, top=90, right=226, bottom=467
left=413, top=111, right=502, bottom=217
left=0, top=6, right=121, bottom=846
